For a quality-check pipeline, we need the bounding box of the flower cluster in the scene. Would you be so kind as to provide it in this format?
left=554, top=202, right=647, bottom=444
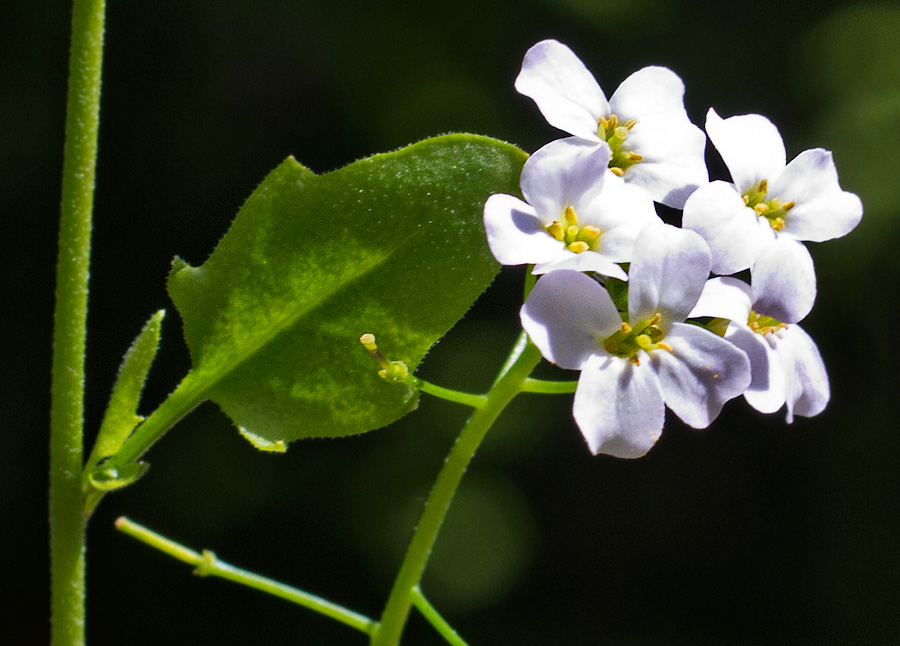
left=486, top=39, right=862, bottom=458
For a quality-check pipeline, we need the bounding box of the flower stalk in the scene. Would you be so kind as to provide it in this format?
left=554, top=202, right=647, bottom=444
left=50, top=0, right=106, bottom=643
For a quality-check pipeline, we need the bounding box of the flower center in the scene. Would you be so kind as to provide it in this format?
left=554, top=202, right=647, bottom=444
left=748, top=310, right=787, bottom=335
left=597, top=114, right=642, bottom=177
left=602, top=313, right=672, bottom=365
left=545, top=205, right=601, bottom=254
left=742, top=179, right=795, bottom=232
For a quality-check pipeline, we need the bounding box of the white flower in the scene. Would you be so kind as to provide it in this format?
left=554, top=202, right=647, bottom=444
left=683, top=108, right=863, bottom=323
left=690, top=276, right=829, bottom=422
left=514, top=39, right=708, bottom=208
left=521, top=225, right=751, bottom=458
left=484, top=137, right=661, bottom=279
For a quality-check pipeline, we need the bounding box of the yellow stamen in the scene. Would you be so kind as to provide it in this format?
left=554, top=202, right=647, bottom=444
left=771, top=216, right=785, bottom=231
left=782, top=200, right=795, bottom=212
left=567, top=241, right=589, bottom=254
left=754, top=203, right=770, bottom=214
left=649, top=313, right=662, bottom=325
left=580, top=225, right=601, bottom=240
left=621, top=322, right=632, bottom=333
left=624, top=119, right=637, bottom=130
left=657, top=342, right=673, bottom=352
left=564, top=205, right=578, bottom=225
left=609, top=166, right=625, bottom=177
left=608, top=114, right=618, bottom=129
left=547, top=222, right=564, bottom=240
left=628, top=152, right=643, bottom=162
left=758, top=179, right=768, bottom=193
left=743, top=194, right=750, bottom=205
left=598, top=116, right=610, bottom=130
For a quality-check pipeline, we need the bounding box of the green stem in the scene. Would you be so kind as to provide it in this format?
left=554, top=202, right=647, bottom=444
left=409, top=377, right=487, bottom=409
left=116, top=517, right=377, bottom=636
left=371, top=339, right=543, bottom=646
left=409, top=586, right=470, bottom=646
left=521, top=378, right=578, bottom=394
left=50, top=0, right=106, bottom=643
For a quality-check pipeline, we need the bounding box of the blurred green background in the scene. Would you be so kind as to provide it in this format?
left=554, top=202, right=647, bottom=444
left=4, top=0, right=899, bottom=643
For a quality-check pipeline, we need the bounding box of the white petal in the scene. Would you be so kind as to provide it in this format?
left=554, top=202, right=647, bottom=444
left=520, top=137, right=612, bottom=222
left=751, top=238, right=816, bottom=324
left=627, top=224, right=711, bottom=328
left=688, top=276, right=753, bottom=323
left=520, top=270, right=621, bottom=370
left=515, top=40, right=608, bottom=141
left=682, top=180, right=774, bottom=275
left=573, top=354, right=665, bottom=458
left=580, top=175, right=662, bottom=262
left=533, top=251, right=628, bottom=280
left=775, top=325, right=830, bottom=422
left=725, top=325, right=788, bottom=415
left=706, top=108, right=786, bottom=192
left=650, top=323, right=751, bottom=428
left=770, top=149, right=863, bottom=242
left=483, top=194, right=564, bottom=265
left=610, top=68, right=708, bottom=208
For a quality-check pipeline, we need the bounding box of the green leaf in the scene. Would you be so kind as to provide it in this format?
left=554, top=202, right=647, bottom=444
left=169, top=134, right=526, bottom=446
left=85, top=310, right=165, bottom=473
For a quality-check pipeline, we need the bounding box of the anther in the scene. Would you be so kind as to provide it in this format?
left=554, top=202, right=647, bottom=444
left=621, top=322, right=632, bottom=333
left=649, top=313, right=662, bottom=325
left=609, top=167, right=625, bottom=177
left=598, top=116, right=610, bottom=130
left=628, top=152, right=643, bottom=162
left=657, top=342, right=673, bottom=352
left=608, top=114, right=618, bottom=129
left=771, top=216, right=785, bottom=231
left=547, top=222, right=564, bottom=240
left=624, top=119, right=637, bottom=130
left=758, top=179, right=768, bottom=193
left=564, top=205, right=578, bottom=225
left=580, top=225, right=601, bottom=240
left=782, top=200, right=795, bottom=211
left=754, top=203, right=770, bottom=214
left=743, top=195, right=750, bottom=205
left=567, top=241, right=589, bottom=254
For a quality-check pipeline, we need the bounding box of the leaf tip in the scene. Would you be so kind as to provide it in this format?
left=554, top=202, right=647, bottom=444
left=238, top=427, right=289, bottom=453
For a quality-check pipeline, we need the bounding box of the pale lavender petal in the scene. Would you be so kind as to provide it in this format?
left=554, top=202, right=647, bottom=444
left=533, top=251, right=628, bottom=280
left=706, top=108, right=786, bottom=192
left=751, top=238, right=816, bottom=324
left=610, top=68, right=708, bottom=208
left=770, top=149, right=863, bottom=242
left=521, top=137, right=612, bottom=222
left=682, top=180, right=774, bottom=275
left=573, top=354, right=665, bottom=458
left=688, top=276, right=753, bottom=323
left=777, top=325, right=830, bottom=422
left=515, top=40, right=608, bottom=141
left=580, top=176, right=662, bottom=262
left=520, top=270, right=621, bottom=370
left=725, top=325, right=788, bottom=415
left=628, top=225, right=711, bottom=328
left=650, top=322, right=751, bottom=428
left=483, top=194, right=564, bottom=265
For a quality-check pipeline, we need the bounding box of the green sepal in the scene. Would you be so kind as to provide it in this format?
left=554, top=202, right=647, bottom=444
left=168, top=134, right=526, bottom=447
left=85, top=310, right=164, bottom=475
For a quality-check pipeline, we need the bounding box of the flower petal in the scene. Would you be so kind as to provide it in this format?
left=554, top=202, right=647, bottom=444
left=706, top=108, right=786, bottom=192
left=751, top=238, right=816, bottom=324
left=580, top=174, right=662, bottom=262
left=650, top=322, right=751, bottom=428
left=689, top=276, right=753, bottom=323
left=520, top=270, right=621, bottom=370
left=533, top=250, right=628, bottom=280
left=776, top=325, right=830, bottom=422
left=610, top=67, right=708, bottom=208
left=682, top=180, right=774, bottom=275
left=725, top=325, right=788, bottom=415
left=483, top=194, right=565, bottom=266
left=520, top=137, right=612, bottom=222
left=628, top=224, right=711, bottom=328
left=573, top=354, right=665, bottom=458
left=515, top=40, right=608, bottom=141
left=770, top=149, right=863, bottom=242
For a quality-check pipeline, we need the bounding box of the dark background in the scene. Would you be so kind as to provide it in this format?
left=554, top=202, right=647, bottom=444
left=4, top=1, right=899, bottom=643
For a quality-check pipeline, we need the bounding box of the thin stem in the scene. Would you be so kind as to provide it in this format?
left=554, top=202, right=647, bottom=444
left=409, top=586, right=470, bottom=646
left=521, top=378, right=578, bottom=394
left=371, top=339, right=543, bottom=646
left=50, top=0, right=106, bottom=643
left=116, top=517, right=377, bottom=636
left=409, top=376, right=487, bottom=409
